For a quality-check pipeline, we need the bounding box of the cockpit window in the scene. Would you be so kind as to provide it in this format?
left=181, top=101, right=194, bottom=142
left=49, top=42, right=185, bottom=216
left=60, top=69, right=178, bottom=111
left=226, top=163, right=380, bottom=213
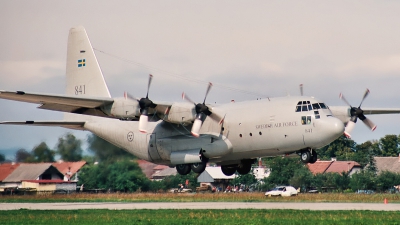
left=319, top=103, right=328, bottom=109
left=295, top=100, right=314, bottom=112
left=297, top=101, right=329, bottom=112
left=312, top=103, right=320, bottom=109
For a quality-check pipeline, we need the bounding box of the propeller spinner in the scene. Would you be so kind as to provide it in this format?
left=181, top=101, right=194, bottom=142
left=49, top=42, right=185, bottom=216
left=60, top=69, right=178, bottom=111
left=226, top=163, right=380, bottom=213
left=182, top=82, right=222, bottom=137
left=339, top=89, right=376, bottom=138
left=138, top=74, right=157, bottom=133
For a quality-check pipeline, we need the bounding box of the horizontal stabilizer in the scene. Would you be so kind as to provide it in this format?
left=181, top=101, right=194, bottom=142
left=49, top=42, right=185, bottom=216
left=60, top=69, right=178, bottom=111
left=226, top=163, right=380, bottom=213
left=0, top=121, right=86, bottom=130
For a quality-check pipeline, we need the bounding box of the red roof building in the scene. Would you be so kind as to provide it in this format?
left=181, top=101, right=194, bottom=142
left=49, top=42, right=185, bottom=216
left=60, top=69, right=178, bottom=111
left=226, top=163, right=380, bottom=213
left=308, top=160, right=361, bottom=176
left=52, top=161, right=86, bottom=181
left=0, top=163, right=20, bottom=181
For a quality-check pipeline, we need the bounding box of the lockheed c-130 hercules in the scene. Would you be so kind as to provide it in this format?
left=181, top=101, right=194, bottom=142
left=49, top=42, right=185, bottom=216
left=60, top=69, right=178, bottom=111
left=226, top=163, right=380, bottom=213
left=1, top=27, right=400, bottom=176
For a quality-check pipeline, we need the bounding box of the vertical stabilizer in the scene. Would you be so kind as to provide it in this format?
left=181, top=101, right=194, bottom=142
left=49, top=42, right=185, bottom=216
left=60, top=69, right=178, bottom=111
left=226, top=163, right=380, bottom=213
left=66, top=26, right=111, bottom=98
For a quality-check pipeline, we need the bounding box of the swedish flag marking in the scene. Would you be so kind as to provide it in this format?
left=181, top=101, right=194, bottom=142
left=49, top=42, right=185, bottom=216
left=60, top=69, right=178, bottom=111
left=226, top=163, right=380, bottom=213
left=78, top=59, right=86, bottom=67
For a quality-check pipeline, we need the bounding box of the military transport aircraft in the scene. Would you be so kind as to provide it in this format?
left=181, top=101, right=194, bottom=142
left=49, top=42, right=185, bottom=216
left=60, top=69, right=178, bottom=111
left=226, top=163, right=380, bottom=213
left=1, top=27, right=400, bottom=176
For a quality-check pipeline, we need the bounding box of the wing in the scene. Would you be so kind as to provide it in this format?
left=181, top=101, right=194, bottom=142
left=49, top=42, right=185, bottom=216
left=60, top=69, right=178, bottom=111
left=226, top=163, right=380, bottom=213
left=362, top=108, right=400, bottom=115
left=0, top=121, right=86, bottom=130
left=0, top=90, right=176, bottom=121
left=0, top=90, right=114, bottom=115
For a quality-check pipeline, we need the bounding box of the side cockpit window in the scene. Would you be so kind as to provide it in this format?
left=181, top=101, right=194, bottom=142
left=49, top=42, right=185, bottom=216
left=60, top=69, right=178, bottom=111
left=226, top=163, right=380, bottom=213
left=301, top=116, right=312, bottom=125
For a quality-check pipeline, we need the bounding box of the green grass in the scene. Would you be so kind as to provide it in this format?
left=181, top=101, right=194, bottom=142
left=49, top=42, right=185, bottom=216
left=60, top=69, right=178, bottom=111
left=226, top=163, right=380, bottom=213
left=0, top=209, right=399, bottom=225
left=1, top=192, right=399, bottom=203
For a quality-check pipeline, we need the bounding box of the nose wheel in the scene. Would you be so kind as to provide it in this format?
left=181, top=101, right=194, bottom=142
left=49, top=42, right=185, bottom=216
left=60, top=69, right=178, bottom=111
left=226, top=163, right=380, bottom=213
left=300, top=149, right=317, bottom=164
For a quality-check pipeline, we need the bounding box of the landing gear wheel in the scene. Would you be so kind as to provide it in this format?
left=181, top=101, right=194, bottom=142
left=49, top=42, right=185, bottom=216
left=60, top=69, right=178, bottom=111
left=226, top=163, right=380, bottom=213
left=191, top=161, right=207, bottom=174
left=221, top=165, right=237, bottom=176
left=176, top=164, right=191, bottom=175
left=309, top=150, right=318, bottom=164
left=300, top=151, right=311, bottom=163
left=237, top=163, right=252, bottom=175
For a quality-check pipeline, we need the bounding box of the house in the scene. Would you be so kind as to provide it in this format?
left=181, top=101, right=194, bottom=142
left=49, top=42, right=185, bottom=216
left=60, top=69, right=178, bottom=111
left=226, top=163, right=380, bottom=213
left=0, top=163, right=64, bottom=192
left=0, top=163, right=20, bottom=191
left=197, top=167, right=236, bottom=191
left=137, top=159, right=160, bottom=179
left=374, top=156, right=400, bottom=174
left=152, top=167, right=177, bottom=181
left=52, top=160, right=86, bottom=181
left=307, top=160, right=362, bottom=176
left=137, top=159, right=176, bottom=180
left=0, top=162, right=83, bottom=194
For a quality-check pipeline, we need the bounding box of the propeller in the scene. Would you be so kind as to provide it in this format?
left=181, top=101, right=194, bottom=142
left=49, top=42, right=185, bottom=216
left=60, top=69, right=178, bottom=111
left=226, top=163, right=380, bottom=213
left=339, top=89, right=376, bottom=138
left=138, top=74, right=157, bottom=133
left=182, top=82, right=222, bottom=137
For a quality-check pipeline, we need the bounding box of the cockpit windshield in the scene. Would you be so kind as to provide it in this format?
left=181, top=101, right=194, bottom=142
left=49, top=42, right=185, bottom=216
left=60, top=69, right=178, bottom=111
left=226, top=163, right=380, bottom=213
left=295, top=101, right=329, bottom=112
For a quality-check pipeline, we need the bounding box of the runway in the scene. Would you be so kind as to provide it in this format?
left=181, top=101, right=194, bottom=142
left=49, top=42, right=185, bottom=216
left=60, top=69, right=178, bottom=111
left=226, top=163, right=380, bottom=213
left=0, top=202, right=399, bottom=211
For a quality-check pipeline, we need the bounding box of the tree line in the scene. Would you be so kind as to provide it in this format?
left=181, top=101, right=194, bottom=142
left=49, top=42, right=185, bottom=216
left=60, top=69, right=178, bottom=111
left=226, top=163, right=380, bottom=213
left=1, top=133, right=400, bottom=193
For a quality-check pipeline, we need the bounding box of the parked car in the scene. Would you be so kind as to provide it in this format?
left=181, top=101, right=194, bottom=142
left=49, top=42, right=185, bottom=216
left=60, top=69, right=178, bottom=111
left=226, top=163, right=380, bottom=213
left=265, top=186, right=298, bottom=197
left=169, top=188, right=192, bottom=193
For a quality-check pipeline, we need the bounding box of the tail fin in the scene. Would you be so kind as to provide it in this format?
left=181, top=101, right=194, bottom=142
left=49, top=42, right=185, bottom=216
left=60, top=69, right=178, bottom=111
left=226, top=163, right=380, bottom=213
left=66, top=26, right=111, bottom=98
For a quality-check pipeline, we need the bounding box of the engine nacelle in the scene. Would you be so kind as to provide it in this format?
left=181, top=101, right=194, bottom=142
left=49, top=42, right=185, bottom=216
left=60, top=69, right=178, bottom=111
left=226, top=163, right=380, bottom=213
left=102, top=97, right=141, bottom=120
left=162, top=102, right=196, bottom=124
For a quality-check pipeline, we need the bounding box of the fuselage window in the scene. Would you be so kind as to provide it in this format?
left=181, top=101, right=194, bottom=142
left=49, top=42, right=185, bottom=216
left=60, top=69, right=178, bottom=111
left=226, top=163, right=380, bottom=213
left=301, top=105, right=308, bottom=111
left=301, top=116, right=312, bottom=125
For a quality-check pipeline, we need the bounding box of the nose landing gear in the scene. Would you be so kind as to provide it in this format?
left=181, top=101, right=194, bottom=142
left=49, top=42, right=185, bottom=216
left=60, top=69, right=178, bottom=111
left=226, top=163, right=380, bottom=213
left=300, top=148, right=317, bottom=164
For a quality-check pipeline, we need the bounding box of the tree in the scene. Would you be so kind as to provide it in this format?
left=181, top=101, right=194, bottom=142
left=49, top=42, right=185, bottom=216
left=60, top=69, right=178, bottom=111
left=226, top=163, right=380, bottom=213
left=379, top=135, right=399, bottom=156
left=349, top=170, right=376, bottom=191
left=289, top=167, right=313, bottom=192
left=375, top=171, right=400, bottom=192
left=232, top=173, right=257, bottom=187
left=56, top=133, right=83, bottom=161
left=87, top=134, right=134, bottom=162
left=79, top=159, right=150, bottom=192
left=0, top=154, right=5, bottom=162
left=30, top=142, right=55, bottom=162
left=264, top=157, right=305, bottom=187
left=317, top=136, right=356, bottom=161
left=15, top=148, right=32, bottom=162
left=354, top=141, right=379, bottom=170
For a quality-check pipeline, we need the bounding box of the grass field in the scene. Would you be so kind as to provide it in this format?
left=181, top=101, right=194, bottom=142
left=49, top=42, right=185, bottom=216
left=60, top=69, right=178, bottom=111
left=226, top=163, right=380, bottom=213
left=0, top=192, right=399, bottom=203
left=0, top=209, right=399, bottom=225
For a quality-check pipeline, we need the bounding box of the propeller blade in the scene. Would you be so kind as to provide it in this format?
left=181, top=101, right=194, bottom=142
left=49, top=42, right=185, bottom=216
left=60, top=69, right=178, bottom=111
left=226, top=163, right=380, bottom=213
left=191, top=118, right=203, bottom=137
left=182, top=92, right=196, bottom=105
left=339, top=93, right=352, bottom=107
left=360, top=117, right=377, bottom=131
left=300, top=84, right=303, bottom=96
left=344, top=121, right=356, bottom=138
left=125, top=92, right=139, bottom=101
left=359, top=88, right=370, bottom=108
left=203, top=82, right=213, bottom=104
left=146, top=74, right=153, bottom=98
left=138, top=114, right=148, bottom=133
left=209, top=111, right=223, bottom=123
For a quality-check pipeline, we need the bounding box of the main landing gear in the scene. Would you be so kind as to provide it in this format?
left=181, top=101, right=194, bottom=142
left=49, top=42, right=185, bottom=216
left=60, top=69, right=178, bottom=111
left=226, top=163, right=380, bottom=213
left=176, top=161, right=207, bottom=175
left=299, top=148, right=317, bottom=164
left=176, top=159, right=256, bottom=176
left=221, top=159, right=255, bottom=176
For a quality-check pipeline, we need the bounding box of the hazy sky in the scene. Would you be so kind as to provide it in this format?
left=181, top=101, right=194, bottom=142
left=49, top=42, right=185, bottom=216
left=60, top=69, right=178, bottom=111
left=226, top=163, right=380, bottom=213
left=1, top=1, right=400, bottom=159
